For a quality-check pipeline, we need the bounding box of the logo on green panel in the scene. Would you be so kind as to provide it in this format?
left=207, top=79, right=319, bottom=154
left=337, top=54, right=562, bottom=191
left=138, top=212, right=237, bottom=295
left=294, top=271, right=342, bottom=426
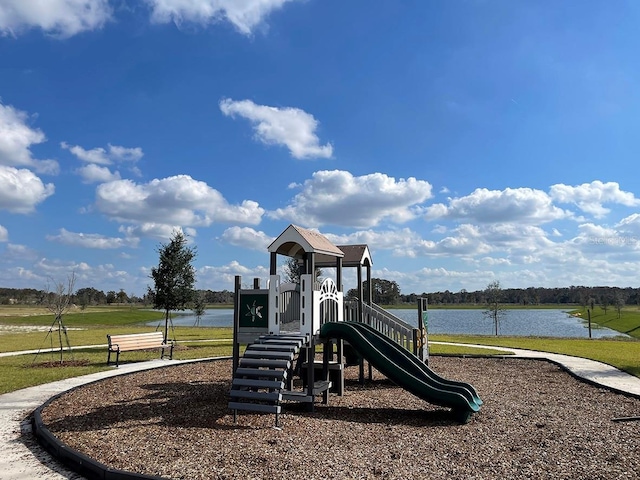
left=239, top=293, right=269, bottom=328
left=422, top=311, right=428, bottom=330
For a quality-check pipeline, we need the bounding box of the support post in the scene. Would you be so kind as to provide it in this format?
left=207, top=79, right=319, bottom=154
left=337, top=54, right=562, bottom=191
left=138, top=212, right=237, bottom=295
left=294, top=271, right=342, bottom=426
left=418, top=297, right=429, bottom=364
left=232, top=275, right=241, bottom=377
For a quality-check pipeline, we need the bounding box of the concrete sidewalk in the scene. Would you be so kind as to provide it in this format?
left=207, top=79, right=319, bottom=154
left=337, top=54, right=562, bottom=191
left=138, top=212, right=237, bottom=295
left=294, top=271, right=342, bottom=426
left=432, top=341, right=640, bottom=397
left=2, top=347, right=640, bottom=479
left=0, top=358, right=190, bottom=480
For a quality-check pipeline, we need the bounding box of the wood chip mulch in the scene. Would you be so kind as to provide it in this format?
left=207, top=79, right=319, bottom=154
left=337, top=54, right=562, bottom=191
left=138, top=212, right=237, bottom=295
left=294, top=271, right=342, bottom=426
left=40, top=357, right=640, bottom=480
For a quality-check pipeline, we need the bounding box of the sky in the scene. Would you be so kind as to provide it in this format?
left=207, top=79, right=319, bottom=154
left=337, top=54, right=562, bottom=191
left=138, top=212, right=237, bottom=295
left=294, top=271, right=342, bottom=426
left=1, top=0, right=640, bottom=297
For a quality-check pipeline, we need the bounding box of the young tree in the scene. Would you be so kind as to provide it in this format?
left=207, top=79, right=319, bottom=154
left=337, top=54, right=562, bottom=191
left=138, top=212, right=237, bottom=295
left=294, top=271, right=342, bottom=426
left=43, top=272, right=76, bottom=363
left=191, top=291, right=207, bottom=326
left=483, top=280, right=507, bottom=336
left=148, top=231, right=197, bottom=342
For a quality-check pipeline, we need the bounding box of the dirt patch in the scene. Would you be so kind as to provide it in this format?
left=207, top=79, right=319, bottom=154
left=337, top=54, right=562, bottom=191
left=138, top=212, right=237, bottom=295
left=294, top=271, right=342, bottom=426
left=30, top=360, right=90, bottom=368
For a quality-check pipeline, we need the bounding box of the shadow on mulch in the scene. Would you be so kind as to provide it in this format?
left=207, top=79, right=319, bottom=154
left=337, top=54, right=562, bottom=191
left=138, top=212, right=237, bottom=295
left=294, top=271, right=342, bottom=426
left=285, top=402, right=458, bottom=427
left=44, top=380, right=232, bottom=434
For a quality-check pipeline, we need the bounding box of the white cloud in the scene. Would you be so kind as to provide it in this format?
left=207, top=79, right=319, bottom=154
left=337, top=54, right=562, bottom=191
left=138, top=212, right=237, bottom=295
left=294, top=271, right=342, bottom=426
left=197, top=261, right=271, bottom=290
left=424, top=187, right=572, bottom=224
left=220, top=98, right=333, bottom=159
left=0, top=102, right=58, bottom=174
left=62, top=142, right=143, bottom=182
left=220, top=226, right=274, bottom=251
left=118, top=223, right=193, bottom=242
left=0, top=165, right=55, bottom=213
left=107, top=144, right=144, bottom=162
left=0, top=224, right=7, bottom=242
left=95, top=175, right=264, bottom=229
left=0, top=0, right=111, bottom=38
left=146, top=0, right=297, bottom=35
left=77, top=164, right=121, bottom=184
left=270, top=170, right=433, bottom=228
left=1, top=243, right=38, bottom=261
left=61, top=142, right=111, bottom=165
left=324, top=228, right=421, bottom=253
left=616, top=214, right=640, bottom=236
left=46, top=228, right=139, bottom=249
left=549, top=181, right=640, bottom=218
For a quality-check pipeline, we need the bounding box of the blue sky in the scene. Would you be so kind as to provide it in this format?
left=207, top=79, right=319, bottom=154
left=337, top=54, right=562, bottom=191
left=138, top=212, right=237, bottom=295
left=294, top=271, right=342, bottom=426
left=1, top=0, right=640, bottom=297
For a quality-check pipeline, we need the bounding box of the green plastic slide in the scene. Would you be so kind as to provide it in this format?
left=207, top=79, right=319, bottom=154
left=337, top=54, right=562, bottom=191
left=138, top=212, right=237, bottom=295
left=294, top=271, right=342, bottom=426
left=320, top=321, right=481, bottom=422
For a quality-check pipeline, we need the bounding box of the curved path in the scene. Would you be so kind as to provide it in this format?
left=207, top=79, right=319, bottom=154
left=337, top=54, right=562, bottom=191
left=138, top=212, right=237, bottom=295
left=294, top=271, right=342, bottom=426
left=2, top=345, right=640, bottom=479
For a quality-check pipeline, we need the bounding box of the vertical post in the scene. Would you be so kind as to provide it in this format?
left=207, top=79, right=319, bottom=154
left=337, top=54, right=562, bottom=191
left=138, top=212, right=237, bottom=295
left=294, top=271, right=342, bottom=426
left=232, top=275, right=241, bottom=377
left=588, top=308, right=592, bottom=339
left=418, top=297, right=429, bottom=364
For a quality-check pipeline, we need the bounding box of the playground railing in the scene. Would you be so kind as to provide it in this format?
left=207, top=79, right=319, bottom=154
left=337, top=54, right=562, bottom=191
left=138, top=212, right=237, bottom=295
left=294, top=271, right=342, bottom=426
left=344, top=300, right=415, bottom=351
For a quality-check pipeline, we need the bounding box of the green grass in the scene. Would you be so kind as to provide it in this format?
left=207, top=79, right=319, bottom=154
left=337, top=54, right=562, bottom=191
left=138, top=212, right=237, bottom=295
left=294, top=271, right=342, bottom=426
left=431, top=334, right=640, bottom=378
left=567, top=306, right=640, bottom=338
left=1, top=305, right=640, bottom=395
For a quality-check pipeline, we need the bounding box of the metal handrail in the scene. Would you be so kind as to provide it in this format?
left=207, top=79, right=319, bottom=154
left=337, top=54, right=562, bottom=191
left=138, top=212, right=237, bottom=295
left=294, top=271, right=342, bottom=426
left=344, top=300, right=415, bottom=351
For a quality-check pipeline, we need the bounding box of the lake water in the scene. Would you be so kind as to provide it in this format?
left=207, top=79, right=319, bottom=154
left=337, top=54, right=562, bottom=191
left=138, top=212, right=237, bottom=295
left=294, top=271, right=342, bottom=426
left=161, top=308, right=626, bottom=338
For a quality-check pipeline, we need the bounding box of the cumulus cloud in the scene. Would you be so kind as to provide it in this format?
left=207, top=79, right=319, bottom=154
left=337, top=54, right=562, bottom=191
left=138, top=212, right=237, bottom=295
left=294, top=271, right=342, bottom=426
left=197, top=261, right=270, bottom=290
left=77, top=164, right=121, bottom=184
left=424, top=187, right=572, bottom=224
left=0, top=0, right=112, bottom=38
left=146, top=0, right=297, bottom=35
left=46, top=228, right=140, bottom=249
left=0, top=224, right=7, bottom=242
left=62, top=142, right=143, bottom=183
left=0, top=166, right=55, bottom=213
left=270, top=170, right=433, bottom=228
left=220, top=98, right=333, bottom=159
left=95, top=175, right=264, bottom=229
left=220, top=226, right=274, bottom=251
left=549, top=181, right=640, bottom=218
left=0, top=102, right=58, bottom=174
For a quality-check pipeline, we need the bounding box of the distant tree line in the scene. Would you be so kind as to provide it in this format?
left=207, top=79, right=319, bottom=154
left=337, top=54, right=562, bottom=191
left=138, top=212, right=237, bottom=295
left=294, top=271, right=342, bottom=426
left=0, top=287, right=234, bottom=307
left=403, top=285, right=640, bottom=307
left=2, top=282, right=640, bottom=308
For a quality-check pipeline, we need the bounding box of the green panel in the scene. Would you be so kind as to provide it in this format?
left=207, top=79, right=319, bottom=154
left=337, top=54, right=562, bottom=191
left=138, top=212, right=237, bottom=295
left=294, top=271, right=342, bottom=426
left=239, top=293, right=269, bottom=328
left=422, top=311, right=428, bottom=330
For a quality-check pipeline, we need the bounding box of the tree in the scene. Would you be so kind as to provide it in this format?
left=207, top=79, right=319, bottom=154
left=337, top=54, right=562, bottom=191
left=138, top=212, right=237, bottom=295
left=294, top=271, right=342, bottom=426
left=282, top=257, right=322, bottom=284
left=191, top=291, right=207, bottom=326
left=148, top=231, right=197, bottom=342
left=42, top=272, right=76, bottom=363
left=483, top=280, right=507, bottom=336
left=363, top=278, right=401, bottom=305
left=615, top=292, right=626, bottom=319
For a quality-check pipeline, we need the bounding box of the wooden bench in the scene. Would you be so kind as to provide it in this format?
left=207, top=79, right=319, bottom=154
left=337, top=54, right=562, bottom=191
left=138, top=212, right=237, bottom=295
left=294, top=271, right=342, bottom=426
left=107, top=331, right=174, bottom=367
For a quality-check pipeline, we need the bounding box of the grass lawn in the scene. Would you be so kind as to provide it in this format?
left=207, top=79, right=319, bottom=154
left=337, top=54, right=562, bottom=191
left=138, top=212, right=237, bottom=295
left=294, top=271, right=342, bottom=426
left=0, top=304, right=639, bottom=395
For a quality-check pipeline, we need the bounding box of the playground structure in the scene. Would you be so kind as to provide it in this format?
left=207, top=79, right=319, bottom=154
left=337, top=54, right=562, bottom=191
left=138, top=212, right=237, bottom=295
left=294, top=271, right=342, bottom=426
left=229, top=224, right=481, bottom=426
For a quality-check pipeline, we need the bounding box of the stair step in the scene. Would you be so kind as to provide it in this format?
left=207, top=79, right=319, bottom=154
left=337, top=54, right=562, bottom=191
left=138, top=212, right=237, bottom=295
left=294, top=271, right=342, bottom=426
left=243, top=350, right=294, bottom=360
left=238, top=358, right=291, bottom=369
left=228, top=402, right=281, bottom=414
left=229, top=390, right=282, bottom=402
left=232, top=378, right=285, bottom=389
left=248, top=343, right=299, bottom=353
left=235, top=367, right=287, bottom=379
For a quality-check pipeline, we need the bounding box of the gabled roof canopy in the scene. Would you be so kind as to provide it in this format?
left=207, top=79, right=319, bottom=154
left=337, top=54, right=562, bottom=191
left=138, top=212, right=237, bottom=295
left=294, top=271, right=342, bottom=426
left=316, top=244, right=372, bottom=268
left=268, top=224, right=344, bottom=260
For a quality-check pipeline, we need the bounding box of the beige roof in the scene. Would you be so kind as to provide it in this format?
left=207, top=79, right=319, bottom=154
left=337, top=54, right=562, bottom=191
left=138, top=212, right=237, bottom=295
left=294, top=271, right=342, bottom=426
left=268, top=225, right=344, bottom=259
left=316, top=244, right=373, bottom=268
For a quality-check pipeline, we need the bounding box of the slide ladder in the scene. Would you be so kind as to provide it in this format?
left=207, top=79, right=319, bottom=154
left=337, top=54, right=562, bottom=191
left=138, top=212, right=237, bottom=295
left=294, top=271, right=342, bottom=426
left=229, top=334, right=307, bottom=427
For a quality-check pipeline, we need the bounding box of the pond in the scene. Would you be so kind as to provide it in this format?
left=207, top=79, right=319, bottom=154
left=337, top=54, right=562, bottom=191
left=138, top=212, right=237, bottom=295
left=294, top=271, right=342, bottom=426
left=158, top=308, right=627, bottom=338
